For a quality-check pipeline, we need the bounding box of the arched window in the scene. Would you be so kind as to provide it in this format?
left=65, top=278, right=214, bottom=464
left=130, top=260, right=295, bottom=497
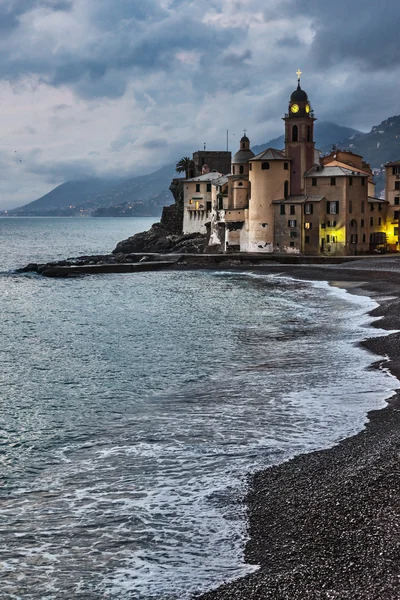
left=262, top=162, right=270, bottom=170
left=238, top=182, right=243, bottom=186
left=242, top=143, right=245, bottom=149
left=307, top=126, right=311, bottom=142
left=232, top=165, right=235, bottom=174
left=239, top=165, right=244, bottom=174
left=284, top=180, right=289, bottom=199
left=292, top=125, right=298, bottom=142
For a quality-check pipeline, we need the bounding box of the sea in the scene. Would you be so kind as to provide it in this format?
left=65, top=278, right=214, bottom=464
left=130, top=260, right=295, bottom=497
left=0, top=217, right=398, bottom=600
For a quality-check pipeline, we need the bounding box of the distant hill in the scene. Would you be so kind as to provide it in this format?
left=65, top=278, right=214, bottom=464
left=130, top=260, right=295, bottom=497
left=319, top=115, right=400, bottom=168
left=12, top=178, right=119, bottom=214
left=251, top=122, right=363, bottom=155
left=7, top=118, right=400, bottom=217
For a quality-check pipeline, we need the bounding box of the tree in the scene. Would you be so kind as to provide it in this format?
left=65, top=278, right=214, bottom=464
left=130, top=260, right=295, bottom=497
left=176, top=157, right=194, bottom=179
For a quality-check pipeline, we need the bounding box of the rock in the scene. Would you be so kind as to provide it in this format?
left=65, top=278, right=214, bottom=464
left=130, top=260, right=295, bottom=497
left=112, top=223, right=207, bottom=255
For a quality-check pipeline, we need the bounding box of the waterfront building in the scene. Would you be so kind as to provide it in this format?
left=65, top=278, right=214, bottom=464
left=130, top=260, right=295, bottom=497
left=182, top=74, right=398, bottom=255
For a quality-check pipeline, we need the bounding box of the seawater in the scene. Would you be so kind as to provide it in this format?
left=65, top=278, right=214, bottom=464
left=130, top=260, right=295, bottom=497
left=0, top=217, right=397, bottom=599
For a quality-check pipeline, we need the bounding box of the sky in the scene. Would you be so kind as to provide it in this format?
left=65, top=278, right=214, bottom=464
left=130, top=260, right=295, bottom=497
left=0, top=0, right=399, bottom=209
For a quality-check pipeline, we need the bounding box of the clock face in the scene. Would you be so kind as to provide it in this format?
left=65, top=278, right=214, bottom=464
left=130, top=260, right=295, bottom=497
left=290, top=103, right=299, bottom=114
left=305, top=104, right=310, bottom=114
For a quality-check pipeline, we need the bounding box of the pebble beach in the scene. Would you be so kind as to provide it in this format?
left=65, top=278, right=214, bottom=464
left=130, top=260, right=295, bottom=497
left=196, top=257, right=400, bottom=600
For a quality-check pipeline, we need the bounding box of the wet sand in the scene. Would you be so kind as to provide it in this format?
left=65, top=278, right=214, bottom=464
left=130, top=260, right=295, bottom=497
left=195, top=257, right=400, bottom=600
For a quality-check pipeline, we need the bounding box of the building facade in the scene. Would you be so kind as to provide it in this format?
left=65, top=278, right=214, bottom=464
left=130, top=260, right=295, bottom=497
left=182, top=76, right=398, bottom=255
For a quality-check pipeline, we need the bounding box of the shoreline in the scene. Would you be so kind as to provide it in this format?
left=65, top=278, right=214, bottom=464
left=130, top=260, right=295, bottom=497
left=195, top=264, right=400, bottom=600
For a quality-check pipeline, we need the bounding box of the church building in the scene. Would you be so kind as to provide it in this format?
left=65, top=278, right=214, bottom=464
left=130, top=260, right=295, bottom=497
left=182, top=74, right=396, bottom=255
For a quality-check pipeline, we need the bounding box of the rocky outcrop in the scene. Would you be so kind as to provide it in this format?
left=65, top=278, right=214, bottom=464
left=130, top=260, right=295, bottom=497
left=112, top=223, right=207, bottom=254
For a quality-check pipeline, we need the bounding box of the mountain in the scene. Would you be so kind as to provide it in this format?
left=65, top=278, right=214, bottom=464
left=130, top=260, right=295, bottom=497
left=7, top=118, right=400, bottom=217
left=11, top=178, right=119, bottom=215
left=251, top=122, right=363, bottom=156
left=319, top=115, right=400, bottom=168
left=8, top=164, right=178, bottom=217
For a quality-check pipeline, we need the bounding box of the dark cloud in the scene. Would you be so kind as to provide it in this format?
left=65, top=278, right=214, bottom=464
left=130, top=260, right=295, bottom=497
left=222, top=49, right=252, bottom=67
left=275, top=36, right=305, bottom=49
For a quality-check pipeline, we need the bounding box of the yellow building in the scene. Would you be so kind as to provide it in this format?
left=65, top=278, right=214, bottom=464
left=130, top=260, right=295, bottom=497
left=182, top=74, right=398, bottom=255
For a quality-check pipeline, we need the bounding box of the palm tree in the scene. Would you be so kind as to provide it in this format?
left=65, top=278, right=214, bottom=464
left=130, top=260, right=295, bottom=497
left=176, top=157, right=194, bottom=179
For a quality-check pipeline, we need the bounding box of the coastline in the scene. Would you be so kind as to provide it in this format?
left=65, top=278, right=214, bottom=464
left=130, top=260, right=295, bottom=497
left=195, top=263, right=400, bottom=600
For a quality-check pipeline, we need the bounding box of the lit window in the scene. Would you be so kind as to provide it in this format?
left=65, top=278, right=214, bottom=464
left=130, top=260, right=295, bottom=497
left=195, top=201, right=199, bottom=210
left=304, top=222, right=312, bottom=230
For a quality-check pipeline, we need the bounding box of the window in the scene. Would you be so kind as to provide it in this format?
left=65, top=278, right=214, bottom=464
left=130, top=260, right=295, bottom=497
left=378, top=203, right=382, bottom=212
left=238, top=182, right=243, bottom=186
left=328, top=201, right=339, bottom=214
left=361, top=178, right=366, bottom=186
left=304, top=222, right=312, bottom=230
left=280, top=205, right=285, bottom=215
left=312, top=178, right=317, bottom=186
left=189, top=199, right=193, bottom=204
left=395, top=197, right=400, bottom=205
left=394, top=211, right=399, bottom=220
left=305, top=203, right=313, bottom=214
left=292, top=125, right=298, bottom=142
left=284, top=181, right=289, bottom=199
left=370, top=203, right=374, bottom=211
left=330, top=177, right=336, bottom=186
left=370, top=217, right=373, bottom=226
left=361, top=201, right=365, bottom=213
left=218, top=197, right=223, bottom=210
left=249, top=163, right=252, bottom=171
left=327, top=221, right=337, bottom=227
left=305, top=236, right=310, bottom=243
left=242, top=143, right=245, bottom=149
left=393, top=166, right=400, bottom=175
left=307, top=126, right=311, bottom=142
left=361, top=219, right=364, bottom=227
left=239, top=165, right=244, bottom=175
left=362, top=234, right=366, bottom=243
left=290, top=241, right=295, bottom=248
left=290, top=205, right=295, bottom=215
left=349, top=177, right=353, bottom=186
left=326, top=234, right=330, bottom=243
left=396, top=182, right=400, bottom=190
left=379, top=217, right=382, bottom=225
left=284, top=162, right=289, bottom=170
left=206, top=201, right=212, bottom=211
left=195, top=201, right=199, bottom=210
left=206, top=183, right=212, bottom=192
left=262, top=162, right=270, bottom=170
left=290, top=231, right=297, bottom=238
left=395, top=227, right=399, bottom=236
left=349, top=201, right=353, bottom=214
left=350, top=234, right=358, bottom=244
left=195, top=184, right=200, bottom=192
left=232, top=166, right=235, bottom=174
left=288, top=219, right=297, bottom=227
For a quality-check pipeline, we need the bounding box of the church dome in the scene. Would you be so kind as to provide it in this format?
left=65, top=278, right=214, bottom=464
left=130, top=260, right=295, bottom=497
left=232, top=148, right=255, bottom=164
left=240, top=134, right=250, bottom=143
left=290, top=84, right=308, bottom=102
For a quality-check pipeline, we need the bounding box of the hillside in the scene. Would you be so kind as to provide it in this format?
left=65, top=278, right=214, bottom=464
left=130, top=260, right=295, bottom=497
left=251, top=122, right=363, bottom=156
left=320, top=115, right=400, bottom=168
left=7, top=117, right=400, bottom=217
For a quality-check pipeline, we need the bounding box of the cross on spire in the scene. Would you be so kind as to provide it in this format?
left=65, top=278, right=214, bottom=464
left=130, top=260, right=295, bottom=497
left=243, top=128, right=247, bottom=136
left=296, top=69, right=302, bottom=83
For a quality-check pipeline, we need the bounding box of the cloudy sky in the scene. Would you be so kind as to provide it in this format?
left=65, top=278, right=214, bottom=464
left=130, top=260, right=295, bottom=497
left=0, top=0, right=399, bottom=208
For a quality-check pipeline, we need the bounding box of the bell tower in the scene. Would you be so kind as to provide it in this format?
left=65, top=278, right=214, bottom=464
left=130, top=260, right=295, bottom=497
left=283, top=70, right=316, bottom=195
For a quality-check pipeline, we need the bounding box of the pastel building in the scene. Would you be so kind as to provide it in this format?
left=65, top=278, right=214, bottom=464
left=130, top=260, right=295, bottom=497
left=182, top=75, right=397, bottom=255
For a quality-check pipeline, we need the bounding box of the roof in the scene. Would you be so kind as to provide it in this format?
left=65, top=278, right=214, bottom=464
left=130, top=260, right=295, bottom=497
left=385, top=160, right=400, bottom=167
left=305, top=165, right=368, bottom=178
left=324, top=160, right=371, bottom=177
left=368, top=197, right=386, bottom=203
left=272, top=195, right=325, bottom=204
left=250, top=148, right=289, bottom=161
left=211, top=176, right=229, bottom=187
left=290, top=84, right=308, bottom=103
left=232, top=148, right=255, bottom=164
left=186, top=172, right=223, bottom=182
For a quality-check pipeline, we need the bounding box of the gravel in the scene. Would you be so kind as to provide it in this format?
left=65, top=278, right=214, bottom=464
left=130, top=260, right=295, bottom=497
left=194, top=260, right=400, bottom=600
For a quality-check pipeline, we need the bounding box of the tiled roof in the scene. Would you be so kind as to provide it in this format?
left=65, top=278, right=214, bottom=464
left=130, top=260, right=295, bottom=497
left=385, top=160, right=400, bottom=167
left=272, top=195, right=325, bottom=204
left=305, top=165, right=367, bottom=177
left=211, top=176, right=229, bottom=186
left=250, top=148, right=289, bottom=161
